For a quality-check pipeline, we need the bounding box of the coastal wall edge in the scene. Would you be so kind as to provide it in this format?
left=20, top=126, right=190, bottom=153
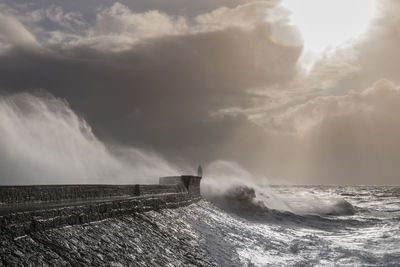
left=0, top=176, right=202, bottom=237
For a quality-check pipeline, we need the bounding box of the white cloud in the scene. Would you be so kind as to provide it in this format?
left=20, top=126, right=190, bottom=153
left=44, top=5, right=85, bottom=29
left=82, top=2, right=189, bottom=51
left=195, top=2, right=275, bottom=30
left=79, top=1, right=278, bottom=51
left=0, top=1, right=284, bottom=52
left=0, top=15, right=41, bottom=51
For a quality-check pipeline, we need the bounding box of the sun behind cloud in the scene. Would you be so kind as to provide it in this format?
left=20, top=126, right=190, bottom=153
left=281, top=0, right=378, bottom=72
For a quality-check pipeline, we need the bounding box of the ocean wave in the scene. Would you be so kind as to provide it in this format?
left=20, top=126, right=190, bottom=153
left=206, top=185, right=356, bottom=222
left=206, top=186, right=269, bottom=216
left=306, top=198, right=356, bottom=216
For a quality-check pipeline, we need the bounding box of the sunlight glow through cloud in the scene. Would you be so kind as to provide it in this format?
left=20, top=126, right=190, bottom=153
left=282, top=0, right=377, bottom=73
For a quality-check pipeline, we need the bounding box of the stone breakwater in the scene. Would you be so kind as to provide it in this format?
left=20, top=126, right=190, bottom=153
left=0, top=201, right=223, bottom=267
left=0, top=176, right=216, bottom=266
left=0, top=176, right=249, bottom=266
left=0, top=176, right=201, bottom=237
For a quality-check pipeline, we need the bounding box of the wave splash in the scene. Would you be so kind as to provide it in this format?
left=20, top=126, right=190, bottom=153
left=201, top=161, right=355, bottom=219
left=208, top=184, right=355, bottom=219
left=0, top=92, right=177, bottom=184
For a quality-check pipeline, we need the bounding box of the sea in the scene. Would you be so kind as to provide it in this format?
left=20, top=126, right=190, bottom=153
left=189, top=185, right=400, bottom=266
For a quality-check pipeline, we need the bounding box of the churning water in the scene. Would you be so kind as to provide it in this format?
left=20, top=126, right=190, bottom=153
left=190, top=185, right=400, bottom=266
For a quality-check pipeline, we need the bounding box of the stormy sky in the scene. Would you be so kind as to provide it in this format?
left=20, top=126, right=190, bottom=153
left=0, top=0, right=400, bottom=185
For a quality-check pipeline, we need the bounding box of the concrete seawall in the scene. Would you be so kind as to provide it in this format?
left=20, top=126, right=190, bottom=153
left=0, top=175, right=202, bottom=237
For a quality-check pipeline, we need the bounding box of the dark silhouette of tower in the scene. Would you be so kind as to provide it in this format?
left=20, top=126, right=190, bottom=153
left=197, top=165, right=203, bottom=177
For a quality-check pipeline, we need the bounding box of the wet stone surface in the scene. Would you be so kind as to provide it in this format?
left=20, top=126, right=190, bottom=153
left=0, top=202, right=218, bottom=266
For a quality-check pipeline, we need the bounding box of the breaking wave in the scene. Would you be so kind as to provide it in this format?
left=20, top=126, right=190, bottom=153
left=207, top=184, right=355, bottom=219
left=201, top=161, right=356, bottom=221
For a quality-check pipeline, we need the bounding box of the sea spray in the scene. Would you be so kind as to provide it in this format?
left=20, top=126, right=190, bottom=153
left=201, top=160, right=294, bottom=213
left=0, top=92, right=178, bottom=184
left=201, top=160, right=355, bottom=217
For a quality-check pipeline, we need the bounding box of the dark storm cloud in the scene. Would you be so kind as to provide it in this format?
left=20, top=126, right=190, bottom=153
left=0, top=21, right=300, bottom=166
